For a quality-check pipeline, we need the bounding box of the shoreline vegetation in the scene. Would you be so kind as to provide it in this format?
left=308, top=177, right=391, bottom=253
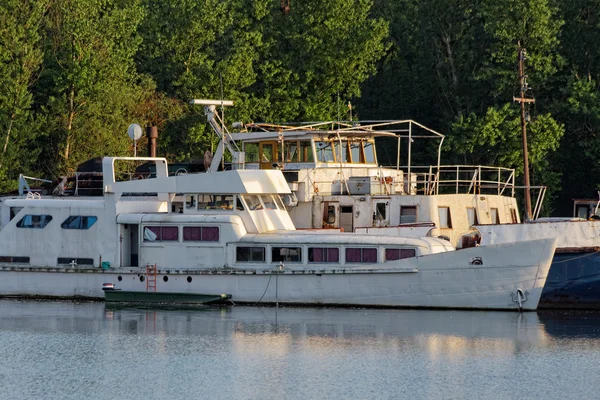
left=0, top=0, right=597, bottom=215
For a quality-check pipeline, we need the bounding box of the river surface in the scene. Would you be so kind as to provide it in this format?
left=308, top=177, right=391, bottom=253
left=0, top=301, right=599, bottom=400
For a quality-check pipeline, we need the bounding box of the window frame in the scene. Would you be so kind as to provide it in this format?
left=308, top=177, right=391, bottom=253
left=16, top=214, right=53, bottom=229
left=236, top=246, right=266, bottom=263
left=61, top=216, right=98, bottom=230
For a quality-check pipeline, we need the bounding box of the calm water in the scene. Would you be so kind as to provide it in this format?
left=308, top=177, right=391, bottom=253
left=0, top=301, right=599, bottom=400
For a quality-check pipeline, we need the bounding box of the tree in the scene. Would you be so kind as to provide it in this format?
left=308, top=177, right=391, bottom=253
left=0, top=1, right=48, bottom=190
left=35, top=0, right=146, bottom=174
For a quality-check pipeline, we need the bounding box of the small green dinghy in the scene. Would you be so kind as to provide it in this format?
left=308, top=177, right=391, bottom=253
left=102, top=283, right=232, bottom=306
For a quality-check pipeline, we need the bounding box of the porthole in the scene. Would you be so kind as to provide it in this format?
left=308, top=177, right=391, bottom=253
left=117, top=276, right=122, bottom=281
left=187, top=276, right=192, bottom=283
left=163, top=276, right=168, bottom=282
left=140, top=276, right=145, bottom=282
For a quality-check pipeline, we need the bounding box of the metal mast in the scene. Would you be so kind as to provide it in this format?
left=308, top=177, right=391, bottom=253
left=513, top=45, right=535, bottom=221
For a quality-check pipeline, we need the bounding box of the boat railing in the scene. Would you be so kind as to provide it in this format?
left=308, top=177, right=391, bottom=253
left=381, top=164, right=516, bottom=196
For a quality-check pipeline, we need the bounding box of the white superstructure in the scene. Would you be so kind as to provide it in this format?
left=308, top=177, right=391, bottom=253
left=0, top=156, right=556, bottom=310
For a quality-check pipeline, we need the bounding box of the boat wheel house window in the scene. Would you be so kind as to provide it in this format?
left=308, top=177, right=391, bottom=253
left=17, top=215, right=52, bottom=229
left=198, top=194, right=234, bottom=210
left=385, top=248, right=416, bottom=261
left=272, top=247, right=302, bottom=263
left=236, top=246, right=266, bottom=262
left=345, top=248, right=378, bottom=263
left=308, top=247, right=339, bottom=263
left=61, top=216, right=98, bottom=229
left=466, top=207, right=478, bottom=226
left=243, top=195, right=263, bottom=211
left=438, top=207, right=452, bottom=228
left=400, top=206, right=417, bottom=224
left=490, top=208, right=500, bottom=224
left=183, top=226, right=220, bottom=242
left=143, top=226, right=179, bottom=242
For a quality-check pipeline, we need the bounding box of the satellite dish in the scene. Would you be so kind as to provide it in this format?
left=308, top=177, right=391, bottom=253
left=128, top=124, right=143, bottom=141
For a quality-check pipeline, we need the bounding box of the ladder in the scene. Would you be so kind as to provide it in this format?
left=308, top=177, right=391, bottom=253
left=146, top=263, right=157, bottom=292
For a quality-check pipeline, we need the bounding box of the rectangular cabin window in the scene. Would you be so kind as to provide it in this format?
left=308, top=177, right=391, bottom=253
left=350, top=141, right=364, bottom=163
left=236, top=246, right=266, bottom=262
left=143, top=226, right=179, bottom=242
left=198, top=194, right=234, bottom=210
left=385, top=248, right=416, bottom=261
left=576, top=205, right=589, bottom=219
left=337, top=141, right=351, bottom=163
left=375, top=203, right=387, bottom=221
left=510, top=209, right=518, bottom=223
left=299, top=141, right=314, bottom=162
left=284, top=141, right=299, bottom=162
left=61, top=216, right=98, bottom=230
left=272, top=247, right=302, bottom=263
left=346, top=248, right=378, bottom=263
left=243, top=195, right=263, bottom=211
left=308, top=247, right=339, bottom=263
left=185, top=195, right=197, bottom=209
left=490, top=208, right=500, bottom=224
left=58, top=257, right=94, bottom=266
left=182, top=226, right=220, bottom=242
left=0, top=256, right=29, bottom=264
left=363, top=142, right=376, bottom=163
left=438, top=207, right=452, bottom=228
left=244, top=143, right=259, bottom=163
left=315, top=141, right=335, bottom=162
left=466, top=207, right=478, bottom=226
left=400, top=206, right=417, bottom=224
left=16, top=215, right=53, bottom=229
left=262, top=195, right=278, bottom=210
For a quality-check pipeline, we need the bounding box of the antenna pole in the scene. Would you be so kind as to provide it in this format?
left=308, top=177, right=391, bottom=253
left=514, top=44, right=535, bottom=221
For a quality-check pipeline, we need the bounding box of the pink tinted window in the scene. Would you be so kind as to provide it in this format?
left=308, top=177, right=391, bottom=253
left=309, top=248, right=339, bottom=263
left=327, top=248, right=339, bottom=262
left=161, top=226, right=179, bottom=241
left=401, top=249, right=416, bottom=259
left=385, top=249, right=400, bottom=261
left=183, top=226, right=201, bottom=241
left=309, top=248, right=323, bottom=262
left=145, top=226, right=161, bottom=241
left=363, top=248, right=377, bottom=263
left=202, top=227, right=220, bottom=242
left=345, top=248, right=362, bottom=263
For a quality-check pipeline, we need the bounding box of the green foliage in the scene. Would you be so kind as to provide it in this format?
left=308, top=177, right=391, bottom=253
left=36, top=0, right=146, bottom=174
left=0, top=0, right=48, bottom=191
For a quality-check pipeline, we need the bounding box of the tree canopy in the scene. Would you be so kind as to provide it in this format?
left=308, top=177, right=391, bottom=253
left=0, top=0, right=598, bottom=215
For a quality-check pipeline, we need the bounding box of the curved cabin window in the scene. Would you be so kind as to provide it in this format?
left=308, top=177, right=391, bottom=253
left=183, top=226, right=220, bottom=242
left=243, top=195, right=263, bottom=211
left=143, top=226, right=179, bottom=242
left=315, top=141, right=335, bottom=162
left=61, top=216, right=98, bottom=229
left=308, top=247, right=339, bottom=263
left=272, top=247, right=302, bottom=263
left=17, top=215, right=53, bottom=229
left=385, top=248, right=416, bottom=261
left=345, top=248, right=378, bottom=263
left=236, top=246, right=265, bottom=262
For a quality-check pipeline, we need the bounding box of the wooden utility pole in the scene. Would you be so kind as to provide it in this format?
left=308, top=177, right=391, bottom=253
left=513, top=45, right=535, bottom=221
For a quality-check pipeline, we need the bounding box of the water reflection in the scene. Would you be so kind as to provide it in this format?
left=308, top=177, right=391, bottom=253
left=1, top=301, right=600, bottom=400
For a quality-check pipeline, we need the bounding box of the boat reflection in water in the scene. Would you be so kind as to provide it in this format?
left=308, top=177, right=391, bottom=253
left=2, top=301, right=600, bottom=399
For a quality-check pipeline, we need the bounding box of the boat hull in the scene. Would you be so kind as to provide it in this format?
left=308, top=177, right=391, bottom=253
left=0, top=238, right=556, bottom=311
left=539, top=251, right=600, bottom=309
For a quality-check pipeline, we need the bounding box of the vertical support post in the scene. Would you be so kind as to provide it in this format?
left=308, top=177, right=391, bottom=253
left=516, top=45, right=534, bottom=221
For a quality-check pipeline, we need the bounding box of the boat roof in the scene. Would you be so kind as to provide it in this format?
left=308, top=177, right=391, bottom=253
left=110, top=169, right=292, bottom=195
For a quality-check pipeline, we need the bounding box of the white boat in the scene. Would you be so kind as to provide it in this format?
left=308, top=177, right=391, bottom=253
left=196, top=104, right=598, bottom=309
left=0, top=156, right=556, bottom=310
